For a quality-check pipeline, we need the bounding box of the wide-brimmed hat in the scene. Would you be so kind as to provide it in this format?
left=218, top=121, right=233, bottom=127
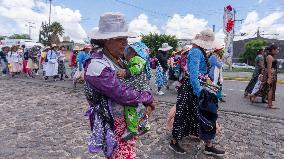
left=73, top=46, right=81, bottom=51
left=191, top=29, right=219, bottom=50
left=172, top=47, right=183, bottom=55
left=88, top=12, right=136, bottom=40
left=17, top=48, right=23, bottom=53
left=181, top=45, right=192, bottom=54
left=158, top=43, right=173, bottom=51
left=83, top=44, right=92, bottom=50
left=51, top=44, right=58, bottom=48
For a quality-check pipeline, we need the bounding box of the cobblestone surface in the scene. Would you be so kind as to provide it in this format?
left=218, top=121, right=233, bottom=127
left=0, top=79, right=283, bottom=159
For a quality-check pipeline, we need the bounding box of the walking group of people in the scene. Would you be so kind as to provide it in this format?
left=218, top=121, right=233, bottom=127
left=82, top=12, right=226, bottom=159
left=0, top=43, right=95, bottom=88
left=0, top=45, right=40, bottom=78
left=244, top=44, right=280, bottom=109
left=2, top=12, right=280, bottom=159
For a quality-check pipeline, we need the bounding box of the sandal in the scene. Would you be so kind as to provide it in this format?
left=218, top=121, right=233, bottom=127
left=249, top=95, right=255, bottom=103
left=267, top=105, right=279, bottom=109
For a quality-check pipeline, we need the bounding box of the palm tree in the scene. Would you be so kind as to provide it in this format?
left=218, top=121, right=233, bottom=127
left=49, top=22, right=64, bottom=45
left=49, top=22, right=64, bottom=36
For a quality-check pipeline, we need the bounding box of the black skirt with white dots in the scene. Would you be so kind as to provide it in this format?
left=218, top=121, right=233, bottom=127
left=172, top=81, right=200, bottom=141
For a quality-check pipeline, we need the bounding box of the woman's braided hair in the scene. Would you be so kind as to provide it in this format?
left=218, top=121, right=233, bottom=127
left=199, top=47, right=210, bottom=72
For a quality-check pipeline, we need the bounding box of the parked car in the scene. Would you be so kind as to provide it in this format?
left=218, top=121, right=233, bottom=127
left=232, top=63, right=255, bottom=69
left=223, top=63, right=229, bottom=69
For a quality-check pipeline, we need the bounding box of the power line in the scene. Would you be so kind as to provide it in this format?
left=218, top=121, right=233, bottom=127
left=114, top=0, right=172, bottom=18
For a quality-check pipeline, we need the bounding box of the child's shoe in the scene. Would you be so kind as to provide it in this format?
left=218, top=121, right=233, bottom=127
left=121, top=130, right=138, bottom=142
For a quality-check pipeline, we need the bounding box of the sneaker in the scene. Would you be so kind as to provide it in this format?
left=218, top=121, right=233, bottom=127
left=157, top=91, right=164, bottom=96
left=139, top=123, right=150, bottom=136
left=204, top=146, right=225, bottom=157
left=121, top=130, right=138, bottom=142
left=219, top=98, right=226, bottom=102
left=65, top=75, right=69, bottom=79
left=36, top=72, right=39, bottom=76
left=169, top=142, right=186, bottom=154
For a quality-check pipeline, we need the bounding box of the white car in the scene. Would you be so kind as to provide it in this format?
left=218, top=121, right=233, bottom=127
left=232, top=63, right=255, bottom=69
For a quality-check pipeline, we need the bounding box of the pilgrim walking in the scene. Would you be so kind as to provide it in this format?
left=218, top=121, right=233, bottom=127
left=44, top=44, right=59, bottom=81
left=169, top=29, right=225, bottom=156
left=155, top=43, right=172, bottom=95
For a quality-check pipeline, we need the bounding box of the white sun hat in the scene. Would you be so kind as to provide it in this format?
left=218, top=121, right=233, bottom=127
left=191, top=29, right=219, bottom=50
left=88, top=12, right=136, bottom=40
left=158, top=43, right=173, bottom=51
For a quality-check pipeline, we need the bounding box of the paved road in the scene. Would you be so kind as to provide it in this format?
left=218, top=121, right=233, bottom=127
left=0, top=79, right=283, bottom=159
left=223, top=72, right=284, bottom=80
left=154, top=80, right=284, bottom=120
left=5, top=73, right=284, bottom=120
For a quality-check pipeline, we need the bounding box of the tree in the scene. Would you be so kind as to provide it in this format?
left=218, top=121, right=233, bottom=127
left=240, top=39, right=268, bottom=65
left=9, top=34, right=30, bottom=39
left=49, top=22, right=64, bottom=45
left=39, top=22, right=50, bottom=46
left=141, top=33, right=178, bottom=57
left=39, top=21, right=64, bottom=46
left=0, top=36, right=6, bottom=41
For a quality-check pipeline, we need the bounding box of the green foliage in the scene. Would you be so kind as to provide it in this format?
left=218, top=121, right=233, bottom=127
left=8, top=34, right=30, bottom=39
left=39, top=22, right=50, bottom=46
left=49, top=22, right=64, bottom=37
left=39, top=21, right=64, bottom=46
left=0, top=36, right=6, bottom=41
left=141, top=32, right=178, bottom=57
left=240, top=39, right=267, bottom=65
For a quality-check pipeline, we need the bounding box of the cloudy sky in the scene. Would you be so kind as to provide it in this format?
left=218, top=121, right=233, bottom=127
left=0, top=0, right=283, bottom=43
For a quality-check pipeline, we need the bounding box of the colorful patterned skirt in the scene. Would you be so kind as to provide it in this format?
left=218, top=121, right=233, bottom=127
left=154, top=65, right=168, bottom=88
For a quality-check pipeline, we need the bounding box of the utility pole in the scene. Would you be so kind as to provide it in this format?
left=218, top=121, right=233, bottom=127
left=233, top=9, right=244, bottom=37
left=256, top=27, right=279, bottom=39
left=25, top=22, right=36, bottom=39
left=212, top=25, right=216, bottom=32
left=48, top=0, right=52, bottom=26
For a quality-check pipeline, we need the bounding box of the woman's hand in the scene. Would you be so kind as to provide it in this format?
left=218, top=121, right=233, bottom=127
left=117, top=69, right=127, bottom=79
left=145, top=100, right=157, bottom=116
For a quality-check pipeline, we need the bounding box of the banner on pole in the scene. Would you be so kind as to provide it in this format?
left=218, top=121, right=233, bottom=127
left=223, top=5, right=234, bottom=65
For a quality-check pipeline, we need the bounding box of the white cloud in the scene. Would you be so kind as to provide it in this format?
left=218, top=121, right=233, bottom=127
left=164, top=14, right=209, bottom=39
left=129, top=14, right=160, bottom=35
left=0, top=0, right=87, bottom=43
left=237, top=11, right=284, bottom=40
left=258, top=0, right=264, bottom=4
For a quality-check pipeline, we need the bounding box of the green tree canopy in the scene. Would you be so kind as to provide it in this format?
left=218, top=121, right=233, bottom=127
left=240, top=39, right=268, bottom=65
left=141, top=33, right=178, bottom=57
left=39, top=21, right=64, bottom=46
left=9, top=34, right=30, bottom=39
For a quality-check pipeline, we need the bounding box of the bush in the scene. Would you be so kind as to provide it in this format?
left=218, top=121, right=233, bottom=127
left=141, top=33, right=178, bottom=57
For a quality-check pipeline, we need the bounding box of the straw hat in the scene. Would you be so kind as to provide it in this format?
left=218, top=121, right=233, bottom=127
left=191, top=29, right=219, bottom=50
left=51, top=44, right=57, bottom=48
left=73, top=46, right=81, bottom=51
left=88, top=12, right=136, bottom=40
left=172, top=47, right=183, bottom=55
left=158, top=43, right=173, bottom=51
left=17, top=48, right=23, bottom=53
left=83, top=44, right=92, bottom=50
